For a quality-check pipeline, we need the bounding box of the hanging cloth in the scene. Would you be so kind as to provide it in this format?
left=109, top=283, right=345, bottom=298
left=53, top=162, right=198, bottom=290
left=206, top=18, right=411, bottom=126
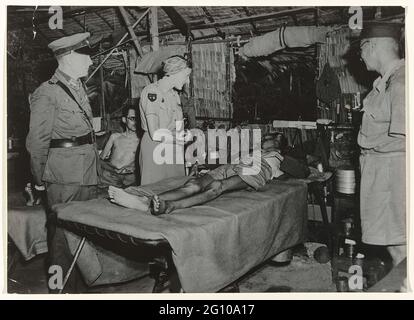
left=316, top=63, right=341, bottom=103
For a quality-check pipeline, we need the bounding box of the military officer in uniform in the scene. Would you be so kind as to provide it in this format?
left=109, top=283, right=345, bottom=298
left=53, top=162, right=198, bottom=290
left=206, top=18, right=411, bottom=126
left=139, top=55, right=192, bottom=185
left=26, top=32, right=99, bottom=292
left=357, top=22, right=406, bottom=266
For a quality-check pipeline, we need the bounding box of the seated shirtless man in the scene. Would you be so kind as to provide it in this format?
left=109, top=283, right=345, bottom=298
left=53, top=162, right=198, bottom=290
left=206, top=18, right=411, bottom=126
left=99, top=107, right=140, bottom=188
left=108, top=137, right=284, bottom=215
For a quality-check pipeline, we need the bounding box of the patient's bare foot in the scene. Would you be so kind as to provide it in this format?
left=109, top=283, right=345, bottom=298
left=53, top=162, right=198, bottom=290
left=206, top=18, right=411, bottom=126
left=150, top=196, right=176, bottom=216
left=108, top=186, right=150, bottom=211
left=151, top=195, right=166, bottom=215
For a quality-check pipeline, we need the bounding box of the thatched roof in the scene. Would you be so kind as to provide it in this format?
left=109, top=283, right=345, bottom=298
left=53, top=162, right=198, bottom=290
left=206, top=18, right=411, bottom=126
left=7, top=6, right=405, bottom=78
left=8, top=6, right=404, bottom=44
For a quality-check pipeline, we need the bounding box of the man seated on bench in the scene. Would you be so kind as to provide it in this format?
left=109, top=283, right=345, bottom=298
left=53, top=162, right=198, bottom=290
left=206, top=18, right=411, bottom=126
left=99, top=106, right=140, bottom=188
left=108, top=136, right=284, bottom=215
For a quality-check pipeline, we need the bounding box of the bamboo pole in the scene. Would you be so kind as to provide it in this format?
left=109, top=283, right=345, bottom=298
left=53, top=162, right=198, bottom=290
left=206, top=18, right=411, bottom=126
left=86, top=7, right=150, bottom=83
left=118, top=6, right=144, bottom=57
left=149, top=7, right=159, bottom=82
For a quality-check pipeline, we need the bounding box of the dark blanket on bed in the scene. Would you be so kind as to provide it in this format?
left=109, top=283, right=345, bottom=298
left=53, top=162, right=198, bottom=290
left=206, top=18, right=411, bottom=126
left=54, top=176, right=308, bottom=292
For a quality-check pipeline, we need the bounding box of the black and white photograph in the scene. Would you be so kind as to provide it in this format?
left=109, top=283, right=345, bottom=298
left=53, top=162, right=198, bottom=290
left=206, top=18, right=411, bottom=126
left=5, top=4, right=408, bottom=295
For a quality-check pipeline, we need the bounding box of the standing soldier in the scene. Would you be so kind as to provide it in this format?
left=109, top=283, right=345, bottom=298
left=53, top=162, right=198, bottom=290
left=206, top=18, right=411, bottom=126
left=26, top=32, right=99, bottom=292
left=357, top=22, right=406, bottom=266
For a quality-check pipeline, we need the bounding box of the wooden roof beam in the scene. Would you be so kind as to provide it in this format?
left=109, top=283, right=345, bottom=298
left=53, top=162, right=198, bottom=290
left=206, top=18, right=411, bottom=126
left=161, top=6, right=194, bottom=39
left=126, top=8, right=147, bottom=30
left=290, top=14, right=299, bottom=26
left=71, top=16, right=86, bottom=31
left=118, top=6, right=144, bottom=57
left=191, top=7, right=315, bottom=29
left=94, top=11, right=114, bottom=31
left=201, top=7, right=225, bottom=39
left=142, top=6, right=316, bottom=37
left=243, top=7, right=260, bottom=35
left=86, top=7, right=150, bottom=83
left=17, top=6, right=315, bottom=39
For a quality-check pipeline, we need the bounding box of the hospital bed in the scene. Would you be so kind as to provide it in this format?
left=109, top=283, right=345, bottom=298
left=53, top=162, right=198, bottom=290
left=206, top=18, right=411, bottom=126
left=52, top=175, right=308, bottom=293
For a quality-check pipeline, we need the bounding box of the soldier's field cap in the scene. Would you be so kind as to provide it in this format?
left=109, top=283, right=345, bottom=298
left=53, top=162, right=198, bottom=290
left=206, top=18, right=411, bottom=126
left=360, top=21, right=402, bottom=40
left=48, top=32, right=98, bottom=57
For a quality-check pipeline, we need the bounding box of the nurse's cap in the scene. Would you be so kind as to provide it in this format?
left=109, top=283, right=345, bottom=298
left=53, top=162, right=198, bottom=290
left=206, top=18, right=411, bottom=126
left=48, top=32, right=98, bottom=57
left=360, top=21, right=402, bottom=40
left=163, top=55, right=191, bottom=75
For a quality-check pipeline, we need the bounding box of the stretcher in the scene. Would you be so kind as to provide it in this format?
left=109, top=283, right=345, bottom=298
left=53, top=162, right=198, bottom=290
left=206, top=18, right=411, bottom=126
left=53, top=176, right=309, bottom=293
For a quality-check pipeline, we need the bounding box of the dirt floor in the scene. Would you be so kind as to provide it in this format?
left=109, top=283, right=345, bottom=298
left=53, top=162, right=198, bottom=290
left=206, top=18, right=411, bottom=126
left=8, top=244, right=337, bottom=294
left=7, top=189, right=399, bottom=294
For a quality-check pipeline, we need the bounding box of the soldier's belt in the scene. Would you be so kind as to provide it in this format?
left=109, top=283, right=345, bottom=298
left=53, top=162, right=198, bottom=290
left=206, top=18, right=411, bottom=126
left=50, top=132, right=95, bottom=148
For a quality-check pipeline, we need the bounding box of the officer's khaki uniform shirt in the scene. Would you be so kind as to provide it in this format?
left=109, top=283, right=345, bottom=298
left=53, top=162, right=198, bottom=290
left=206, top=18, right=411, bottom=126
left=357, top=59, right=406, bottom=245
left=26, top=69, right=98, bottom=186
left=358, top=59, right=405, bottom=152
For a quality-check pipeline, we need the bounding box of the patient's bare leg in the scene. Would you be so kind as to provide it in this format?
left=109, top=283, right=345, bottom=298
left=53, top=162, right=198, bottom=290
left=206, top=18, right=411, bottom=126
left=150, top=175, right=213, bottom=215
left=152, top=175, right=248, bottom=215
left=158, top=175, right=215, bottom=201
left=108, top=186, right=150, bottom=211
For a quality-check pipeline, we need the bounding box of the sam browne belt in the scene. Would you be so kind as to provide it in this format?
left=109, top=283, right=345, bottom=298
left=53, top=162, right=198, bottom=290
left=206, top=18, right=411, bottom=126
left=50, top=132, right=95, bottom=148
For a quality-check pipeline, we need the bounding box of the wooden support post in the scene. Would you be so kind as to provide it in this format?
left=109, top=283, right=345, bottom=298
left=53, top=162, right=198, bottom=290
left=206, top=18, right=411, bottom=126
left=149, top=7, right=159, bottom=52
left=118, top=6, right=144, bottom=57
left=149, top=7, right=159, bottom=82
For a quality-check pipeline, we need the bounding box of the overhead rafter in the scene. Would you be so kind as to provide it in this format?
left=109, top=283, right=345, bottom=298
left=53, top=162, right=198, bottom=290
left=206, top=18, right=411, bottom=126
left=290, top=14, right=299, bottom=26
left=8, top=6, right=405, bottom=44
left=242, top=7, right=259, bottom=35
left=161, top=6, right=194, bottom=39
left=190, top=7, right=315, bottom=30
left=201, top=7, right=225, bottom=39
left=134, top=6, right=316, bottom=38
left=126, top=7, right=147, bottom=30
left=86, top=7, right=150, bottom=83
left=71, top=16, right=86, bottom=31
left=118, top=6, right=144, bottom=57
left=94, top=11, right=114, bottom=31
